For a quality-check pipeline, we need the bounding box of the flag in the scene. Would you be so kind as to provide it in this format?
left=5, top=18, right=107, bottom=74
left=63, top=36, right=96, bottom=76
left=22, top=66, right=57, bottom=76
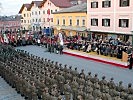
left=58, top=32, right=63, bottom=45
left=47, top=9, right=50, bottom=15
left=3, top=34, right=9, bottom=43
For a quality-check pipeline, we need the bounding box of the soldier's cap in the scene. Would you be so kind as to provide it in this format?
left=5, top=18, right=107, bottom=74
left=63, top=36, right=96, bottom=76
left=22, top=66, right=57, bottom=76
left=95, top=74, right=98, bottom=77
left=59, top=63, right=62, bottom=65
left=81, top=69, right=84, bottom=71
left=88, top=72, right=91, bottom=75
left=119, top=81, right=123, bottom=84
left=75, top=67, right=77, bottom=70
left=55, top=61, right=58, bottom=63
left=128, top=83, right=132, bottom=87
left=110, top=77, right=114, bottom=80
left=51, top=61, right=54, bottom=63
left=64, top=64, right=67, bottom=66
left=69, top=66, right=72, bottom=69
left=102, top=76, right=106, bottom=79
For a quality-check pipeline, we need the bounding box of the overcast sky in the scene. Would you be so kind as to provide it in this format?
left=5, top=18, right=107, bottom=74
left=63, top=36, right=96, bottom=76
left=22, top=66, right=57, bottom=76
left=0, top=0, right=41, bottom=16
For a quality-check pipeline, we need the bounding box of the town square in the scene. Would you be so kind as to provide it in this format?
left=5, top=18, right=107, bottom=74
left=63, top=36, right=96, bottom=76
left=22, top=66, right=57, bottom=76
left=0, top=0, right=133, bottom=100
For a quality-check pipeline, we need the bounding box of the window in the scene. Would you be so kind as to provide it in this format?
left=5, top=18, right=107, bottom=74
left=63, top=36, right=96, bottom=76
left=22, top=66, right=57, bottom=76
left=39, top=11, right=40, bottom=15
left=57, top=19, right=59, bottom=25
left=55, top=9, right=57, bottom=12
left=32, top=12, right=34, bottom=15
left=119, top=19, right=129, bottom=28
left=102, top=0, right=111, bottom=8
left=102, top=19, right=110, bottom=27
left=43, top=10, right=45, bottom=14
left=51, top=10, right=53, bottom=14
left=24, top=20, right=26, bottom=23
left=76, top=19, right=79, bottom=26
left=91, top=1, right=98, bottom=8
left=63, top=19, right=65, bottom=25
left=120, top=0, right=130, bottom=7
left=51, top=18, right=53, bottom=22
left=43, top=18, right=45, bottom=22
left=28, top=20, right=29, bottom=23
left=33, top=19, right=34, bottom=22
left=21, top=20, right=23, bottom=23
left=39, top=19, right=41, bottom=22
left=24, top=14, right=26, bottom=17
left=27, top=14, right=29, bottom=17
left=35, top=11, right=37, bottom=15
left=70, top=19, right=72, bottom=26
left=82, top=19, right=85, bottom=26
left=36, top=19, right=38, bottom=22
left=91, top=18, right=98, bottom=26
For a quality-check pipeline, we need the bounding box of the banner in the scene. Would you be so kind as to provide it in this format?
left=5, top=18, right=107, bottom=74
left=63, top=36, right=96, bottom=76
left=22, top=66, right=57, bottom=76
left=58, top=32, right=63, bottom=45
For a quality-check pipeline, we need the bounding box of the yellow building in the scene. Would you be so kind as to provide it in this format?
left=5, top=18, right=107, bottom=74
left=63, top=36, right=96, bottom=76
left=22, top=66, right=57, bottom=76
left=53, top=2, right=87, bottom=37
left=19, top=4, right=31, bottom=30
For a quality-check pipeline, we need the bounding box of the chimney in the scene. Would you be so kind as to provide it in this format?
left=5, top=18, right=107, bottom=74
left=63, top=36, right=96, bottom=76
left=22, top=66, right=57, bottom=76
left=78, top=0, right=82, bottom=4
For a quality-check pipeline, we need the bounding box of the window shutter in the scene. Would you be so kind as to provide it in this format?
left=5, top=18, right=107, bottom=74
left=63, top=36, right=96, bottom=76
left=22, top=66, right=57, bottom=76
left=126, top=19, right=129, bottom=27
left=119, top=19, right=121, bottom=27
left=91, top=2, right=93, bottom=8
left=102, top=19, right=104, bottom=26
left=108, top=19, right=110, bottom=26
left=102, top=1, right=104, bottom=7
left=96, top=19, right=98, bottom=26
left=127, top=0, right=130, bottom=6
left=109, top=1, right=111, bottom=7
left=96, top=2, right=98, bottom=8
left=120, top=0, right=122, bottom=6
left=91, top=19, right=93, bottom=25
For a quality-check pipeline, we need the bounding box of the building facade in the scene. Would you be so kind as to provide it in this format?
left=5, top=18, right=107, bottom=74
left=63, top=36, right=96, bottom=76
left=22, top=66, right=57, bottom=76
left=0, top=16, right=21, bottom=33
left=29, top=1, right=43, bottom=31
left=19, top=4, right=31, bottom=31
left=53, top=2, right=87, bottom=37
left=87, top=0, right=133, bottom=43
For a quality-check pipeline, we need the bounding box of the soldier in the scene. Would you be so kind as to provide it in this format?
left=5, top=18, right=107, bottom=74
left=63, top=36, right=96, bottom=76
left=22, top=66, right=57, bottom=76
left=99, top=76, right=108, bottom=92
left=91, top=74, right=99, bottom=84
left=108, top=77, right=116, bottom=89
left=71, top=67, right=79, bottom=77
left=29, top=82, right=38, bottom=100
left=116, top=81, right=125, bottom=92
left=42, top=87, right=52, bottom=100
left=86, top=72, right=92, bottom=81
left=79, top=69, right=85, bottom=79
left=64, top=80, right=72, bottom=100
left=92, top=81, right=101, bottom=99
left=127, top=83, right=133, bottom=95
left=71, top=77, right=79, bottom=100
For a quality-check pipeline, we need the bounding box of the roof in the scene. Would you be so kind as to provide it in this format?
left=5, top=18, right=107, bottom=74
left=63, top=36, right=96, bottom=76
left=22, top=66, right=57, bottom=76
left=0, top=15, right=21, bottom=21
left=50, top=0, right=72, bottom=8
left=19, top=4, right=31, bottom=14
left=29, top=1, right=43, bottom=10
left=53, top=2, right=87, bottom=14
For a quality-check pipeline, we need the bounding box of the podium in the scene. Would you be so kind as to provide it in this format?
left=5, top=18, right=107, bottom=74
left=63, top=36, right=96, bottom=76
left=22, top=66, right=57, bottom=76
left=122, top=52, right=128, bottom=62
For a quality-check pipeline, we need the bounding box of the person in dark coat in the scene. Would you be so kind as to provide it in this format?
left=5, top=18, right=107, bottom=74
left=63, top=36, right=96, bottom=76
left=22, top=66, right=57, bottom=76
left=129, top=54, right=133, bottom=70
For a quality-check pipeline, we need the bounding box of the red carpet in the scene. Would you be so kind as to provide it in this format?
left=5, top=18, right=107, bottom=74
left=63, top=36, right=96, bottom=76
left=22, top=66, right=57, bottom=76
left=63, top=51, right=128, bottom=69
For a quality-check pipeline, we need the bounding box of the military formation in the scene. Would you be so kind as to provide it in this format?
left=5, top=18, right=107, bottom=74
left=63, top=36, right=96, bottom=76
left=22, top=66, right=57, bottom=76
left=0, top=43, right=133, bottom=100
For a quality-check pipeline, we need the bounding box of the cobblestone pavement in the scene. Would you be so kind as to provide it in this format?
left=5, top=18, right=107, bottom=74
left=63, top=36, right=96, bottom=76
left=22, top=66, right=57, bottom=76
left=16, top=45, right=133, bottom=86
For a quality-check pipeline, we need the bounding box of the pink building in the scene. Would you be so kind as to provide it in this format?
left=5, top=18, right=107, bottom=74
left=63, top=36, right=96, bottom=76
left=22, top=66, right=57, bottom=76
left=0, top=15, right=21, bottom=33
left=87, top=0, right=133, bottom=43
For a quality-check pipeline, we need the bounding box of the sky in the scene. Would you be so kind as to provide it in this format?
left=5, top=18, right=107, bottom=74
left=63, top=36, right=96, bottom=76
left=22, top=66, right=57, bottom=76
left=0, top=0, right=41, bottom=16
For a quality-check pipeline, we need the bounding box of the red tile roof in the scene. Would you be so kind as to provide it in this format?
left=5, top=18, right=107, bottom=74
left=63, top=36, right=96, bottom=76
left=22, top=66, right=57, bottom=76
left=18, top=4, right=31, bottom=14
left=50, top=0, right=72, bottom=8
